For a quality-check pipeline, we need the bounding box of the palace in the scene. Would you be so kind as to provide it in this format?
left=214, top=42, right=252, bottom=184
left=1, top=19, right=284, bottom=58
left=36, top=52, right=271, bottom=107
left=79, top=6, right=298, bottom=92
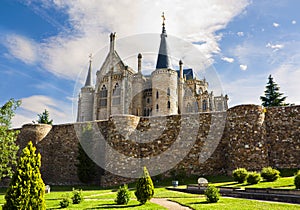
left=77, top=16, right=228, bottom=122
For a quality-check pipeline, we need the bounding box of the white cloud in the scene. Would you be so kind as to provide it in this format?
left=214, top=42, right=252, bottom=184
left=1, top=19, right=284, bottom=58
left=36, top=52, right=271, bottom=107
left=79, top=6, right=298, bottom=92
left=3, top=0, right=250, bottom=80
left=292, top=20, right=296, bottom=24
left=273, top=62, right=300, bottom=105
left=221, top=56, right=235, bottom=63
left=12, top=95, right=73, bottom=128
left=266, top=42, right=284, bottom=51
left=273, top=22, right=280, bottom=27
left=237, top=31, right=244, bottom=37
left=239, top=64, right=247, bottom=70
left=4, top=34, right=38, bottom=64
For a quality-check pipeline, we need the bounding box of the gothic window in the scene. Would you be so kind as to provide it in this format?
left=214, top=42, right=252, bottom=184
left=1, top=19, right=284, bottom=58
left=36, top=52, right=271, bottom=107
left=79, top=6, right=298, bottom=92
left=112, top=83, right=121, bottom=105
left=113, top=83, right=121, bottom=96
left=156, top=104, right=159, bottom=111
left=156, top=91, right=159, bottom=99
left=99, top=85, right=107, bottom=107
left=167, top=101, right=170, bottom=109
left=167, top=88, right=170, bottom=96
left=218, top=102, right=223, bottom=111
left=147, top=97, right=150, bottom=104
left=187, top=103, right=192, bottom=113
left=100, top=85, right=108, bottom=97
left=202, top=100, right=207, bottom=111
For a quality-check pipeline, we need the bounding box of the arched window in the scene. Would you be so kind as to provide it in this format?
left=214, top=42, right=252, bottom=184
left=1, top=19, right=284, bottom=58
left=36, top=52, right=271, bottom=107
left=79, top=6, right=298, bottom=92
left=194, top=101, right=199, bottom=112
left=167, top=101, right=170, bottom=109
left=167, top=88, right=170, bottom=96
left=113, top=83, right=121, bottom=96
left=187, top=103, right=192, bottom=112
left=147, top=97, right=150, bottom=104
left=100, top=85, right=108, bottom=97
left=156, top=91, right=159, bottom=99
left=156, top=104, right=159, bottom=111
left=202, top=100, right=207, bottom=111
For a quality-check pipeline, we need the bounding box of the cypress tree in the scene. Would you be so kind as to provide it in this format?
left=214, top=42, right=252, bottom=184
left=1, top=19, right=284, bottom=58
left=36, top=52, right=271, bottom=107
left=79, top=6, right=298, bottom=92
left=76, top=124, right=97, bottom=183
left=260, top=75, right=287, bottom=107
left=3, top=141, right=46, bottom=210
left=135, top=166, right=154, bottom=204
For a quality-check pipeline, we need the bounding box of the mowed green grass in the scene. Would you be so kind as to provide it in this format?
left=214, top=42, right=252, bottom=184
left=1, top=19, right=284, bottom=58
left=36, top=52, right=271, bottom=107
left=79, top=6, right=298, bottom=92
left=0, top=185, right=299, bottom=209
left=211, top=176, right=295, bottom=189
left=0, top=174, right=299, bottom=209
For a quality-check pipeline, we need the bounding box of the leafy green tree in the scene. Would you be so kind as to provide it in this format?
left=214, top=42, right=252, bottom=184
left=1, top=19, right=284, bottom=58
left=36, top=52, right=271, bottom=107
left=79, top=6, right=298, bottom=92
left=76, top=124, right=97, bottom=183
left=0, top=98, right=21, bottom=180
left=37, top=109, right=53, bottom=125
left=135, top=166, right=154, bottom=204
left=115, top=184, right=131, bottom=205
left=3, top=141, right=46, bottom=210
left=260, top=75, right=287, bottom=107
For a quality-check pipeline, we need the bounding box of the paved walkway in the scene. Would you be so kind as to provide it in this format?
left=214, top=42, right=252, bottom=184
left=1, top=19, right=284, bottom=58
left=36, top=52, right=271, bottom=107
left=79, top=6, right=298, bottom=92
left=151, top=198, right=192, bottom=210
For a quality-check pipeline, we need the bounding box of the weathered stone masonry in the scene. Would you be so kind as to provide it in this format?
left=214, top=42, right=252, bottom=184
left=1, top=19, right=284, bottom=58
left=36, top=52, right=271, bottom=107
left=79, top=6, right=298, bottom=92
left=8, top=105, right=300, bottom=187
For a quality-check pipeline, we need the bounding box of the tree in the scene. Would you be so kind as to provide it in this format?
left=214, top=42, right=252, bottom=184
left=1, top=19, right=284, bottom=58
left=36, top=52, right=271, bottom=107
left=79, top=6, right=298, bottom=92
left=3, top=141, right=46, bottom=210
left=260, top=75, right=287, bottom=107
left=76, top=124, right=97, bottom=183
left=36, top=109, right=53, bottom=125
left=135, top=166, right=154, bottom=204
left=0, top=98, right=21, bottom=180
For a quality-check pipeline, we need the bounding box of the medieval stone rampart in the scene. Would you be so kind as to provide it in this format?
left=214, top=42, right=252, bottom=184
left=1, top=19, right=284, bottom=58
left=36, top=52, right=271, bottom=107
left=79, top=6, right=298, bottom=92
left=8, top=104, right=300, bottom=187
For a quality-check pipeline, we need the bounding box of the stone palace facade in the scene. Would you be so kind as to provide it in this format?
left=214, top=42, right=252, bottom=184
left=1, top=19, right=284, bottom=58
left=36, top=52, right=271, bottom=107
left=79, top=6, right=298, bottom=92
left=77, top=16, right=228, bottom=122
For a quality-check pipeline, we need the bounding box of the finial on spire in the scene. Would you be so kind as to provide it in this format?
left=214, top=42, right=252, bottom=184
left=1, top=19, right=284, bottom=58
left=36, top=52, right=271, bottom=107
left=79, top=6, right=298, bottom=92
left=162, top=12, right=166, bottom=26
left=89, top=53, right=93, bottom=64
left=161, top=12, right=166, bottom=33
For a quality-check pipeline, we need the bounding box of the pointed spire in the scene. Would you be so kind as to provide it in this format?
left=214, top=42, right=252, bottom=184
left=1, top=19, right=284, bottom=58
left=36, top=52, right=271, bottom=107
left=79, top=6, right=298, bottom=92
left=156, top=12, right=170, bottom=69
left=84, top=54, right=93, bottom=87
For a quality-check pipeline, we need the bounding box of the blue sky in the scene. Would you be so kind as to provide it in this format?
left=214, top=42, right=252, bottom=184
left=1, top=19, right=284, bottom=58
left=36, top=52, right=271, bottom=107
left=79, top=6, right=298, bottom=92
left=0, top=0, right=299, bottom=127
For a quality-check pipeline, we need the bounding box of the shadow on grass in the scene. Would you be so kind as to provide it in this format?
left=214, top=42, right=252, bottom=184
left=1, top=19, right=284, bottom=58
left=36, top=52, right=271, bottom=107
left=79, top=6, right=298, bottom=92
left=86, top=203, right=142, bottom=209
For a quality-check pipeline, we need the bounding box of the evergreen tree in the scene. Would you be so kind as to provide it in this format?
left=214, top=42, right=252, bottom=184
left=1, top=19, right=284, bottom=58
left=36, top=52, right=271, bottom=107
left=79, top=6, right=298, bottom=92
left=3, top=141, right=46, bottom=210
left=135, top=166, right=154, bottom=204
left=76, top=124, right=96, bottom=183
left=37, top=109, right=53, bottom=125
left=0, top=98, right=21, bottom=180
left=260, top=75, right=287, bottom=107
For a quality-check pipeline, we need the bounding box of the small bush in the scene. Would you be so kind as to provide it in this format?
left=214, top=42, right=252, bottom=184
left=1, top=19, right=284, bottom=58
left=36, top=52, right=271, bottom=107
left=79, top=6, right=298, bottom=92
left=115, top=184, right=131, bottom=205
left=261, top=167, right=280, bottom=182
left=72, top=188, right=84, bottom=204
left=60, top=194, right=71, bottom=208
left=232, top=168, right=248, bottom=183
left=135, top=167, right=154, bottom=204
left=294, top=170, right=300, bottom=189
left=247, top=171, right=261, bottom=184
left=204, top=185, right=220, bottom=203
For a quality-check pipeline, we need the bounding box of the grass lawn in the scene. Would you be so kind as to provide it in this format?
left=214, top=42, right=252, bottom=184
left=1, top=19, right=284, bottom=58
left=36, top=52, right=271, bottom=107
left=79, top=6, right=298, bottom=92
left=170, top=197, right=300, bottom=210
left=210, top=176, right=295, bottom=189
left=0, top=173, right=299, bottom=209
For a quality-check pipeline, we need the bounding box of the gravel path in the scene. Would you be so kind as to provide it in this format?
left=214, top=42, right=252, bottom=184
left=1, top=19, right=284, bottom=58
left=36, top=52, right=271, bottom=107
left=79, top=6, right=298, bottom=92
left=151, top=198, right=192, bottom=210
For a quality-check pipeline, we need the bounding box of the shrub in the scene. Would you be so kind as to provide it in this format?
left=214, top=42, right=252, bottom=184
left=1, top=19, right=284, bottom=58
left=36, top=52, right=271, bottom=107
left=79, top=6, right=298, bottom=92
left=72, top=188, right=84, bottom=204
left=60, top=194, right=71, bottom=208
left=261, top=167, right=280, bottom=182
left=247, top=171, right=261, bottom=184
left=135, top=167, right=154, bottom=204
left=232, top=168, right=248, bottom=183
left=3, top=141, right=46, bottom=210
left=115, top=184, right=131, bottom=205
left=204, top=185, right=220, bottom=203
left=294, top=170, right=300, bottom=189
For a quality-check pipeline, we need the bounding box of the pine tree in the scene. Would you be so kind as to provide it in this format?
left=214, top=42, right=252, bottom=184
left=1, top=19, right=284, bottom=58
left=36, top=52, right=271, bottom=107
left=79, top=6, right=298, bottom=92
left=3, top=141, right=46, bottom=210
left=260, top=75, right=287, bottom=107
left=135, top=166, right=154, bottom=204
left=37, top=109, right=53, bottom=125
left=0, top=99, right=21, bottom=180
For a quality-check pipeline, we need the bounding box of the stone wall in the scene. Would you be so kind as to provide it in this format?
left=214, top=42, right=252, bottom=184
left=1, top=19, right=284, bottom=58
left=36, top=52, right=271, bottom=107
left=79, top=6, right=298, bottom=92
left=6, top=104, right=300, bottom=187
